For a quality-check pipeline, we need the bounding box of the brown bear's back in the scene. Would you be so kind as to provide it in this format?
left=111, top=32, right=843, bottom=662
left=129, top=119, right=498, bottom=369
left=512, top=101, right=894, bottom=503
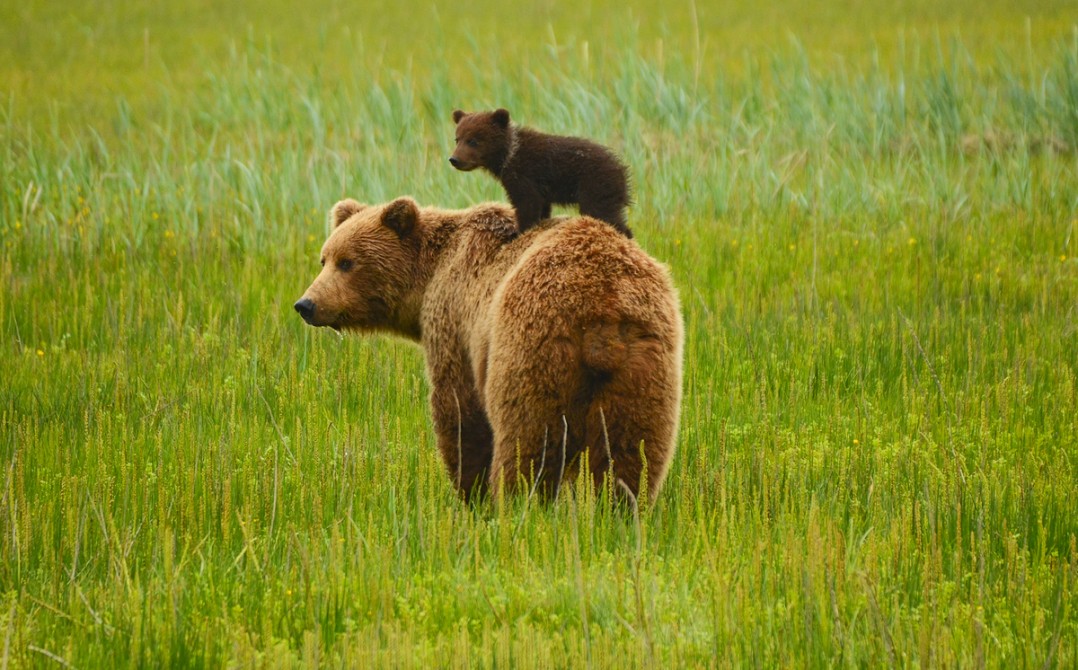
left=490, top=217, right=678, bottom=352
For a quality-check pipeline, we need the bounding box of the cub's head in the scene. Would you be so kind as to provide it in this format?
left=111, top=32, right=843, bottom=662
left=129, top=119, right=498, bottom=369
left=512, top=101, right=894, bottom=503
left=294, top=197, right=423, bottom=338
left=449, top=108, right=512, bottom=172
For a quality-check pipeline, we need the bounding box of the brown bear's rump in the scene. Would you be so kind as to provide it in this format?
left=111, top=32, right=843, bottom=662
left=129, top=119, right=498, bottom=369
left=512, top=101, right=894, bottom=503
left=481, top=217, right=682, bottom=499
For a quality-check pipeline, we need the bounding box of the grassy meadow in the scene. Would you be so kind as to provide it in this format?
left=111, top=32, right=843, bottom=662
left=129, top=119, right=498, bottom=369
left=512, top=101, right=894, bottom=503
left=2, top=0, right=1078, bottom=666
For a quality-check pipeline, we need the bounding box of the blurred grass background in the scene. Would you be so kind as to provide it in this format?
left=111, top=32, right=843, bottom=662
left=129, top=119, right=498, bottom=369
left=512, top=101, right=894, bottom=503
left=1, top=0, right=1077, bottom=667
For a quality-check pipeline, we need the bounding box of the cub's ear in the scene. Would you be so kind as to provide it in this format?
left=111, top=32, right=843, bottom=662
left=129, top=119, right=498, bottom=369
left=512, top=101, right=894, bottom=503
left=330, top=199, right=366, bottom=228
left=452, top=109, right=466, bottom=124
left=492, top=108, right=510, bottom=128
left=381, top=197, right=418, bottom=238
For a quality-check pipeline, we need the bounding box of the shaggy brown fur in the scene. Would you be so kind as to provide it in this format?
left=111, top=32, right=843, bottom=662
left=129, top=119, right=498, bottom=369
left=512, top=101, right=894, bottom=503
left=295, top=198, right=682, bottom=502
left=450, top=108, right=633, bottom=238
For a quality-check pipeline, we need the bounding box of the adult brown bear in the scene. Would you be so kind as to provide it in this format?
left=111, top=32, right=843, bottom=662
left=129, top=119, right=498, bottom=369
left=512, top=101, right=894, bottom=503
left=295, top=198, right=682, bottom=502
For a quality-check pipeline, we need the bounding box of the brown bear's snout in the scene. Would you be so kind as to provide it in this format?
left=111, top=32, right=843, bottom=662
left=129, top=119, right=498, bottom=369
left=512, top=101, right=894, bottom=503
left=449, top=145, right=479, bottom=171
left=294, top=297, right=316, bottom=324
left=449, top=155, right=477, bottom=171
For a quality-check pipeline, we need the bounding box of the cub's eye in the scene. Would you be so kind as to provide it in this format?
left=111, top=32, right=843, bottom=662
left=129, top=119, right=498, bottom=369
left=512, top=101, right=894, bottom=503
left=320, top=257, right=326, bottom=267
left=466, top=139, right=478, bottom=148
left=336, top=259, right=354, bottom=272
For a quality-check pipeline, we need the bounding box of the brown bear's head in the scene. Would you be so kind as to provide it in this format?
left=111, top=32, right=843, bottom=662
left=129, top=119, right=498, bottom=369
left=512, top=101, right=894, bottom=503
left=294, top=197, right=423, bottom=339
left=449, top=108, right=512, bottom=174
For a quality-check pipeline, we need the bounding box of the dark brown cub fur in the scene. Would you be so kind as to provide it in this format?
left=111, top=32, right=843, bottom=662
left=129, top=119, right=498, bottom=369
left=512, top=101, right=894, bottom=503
left=449, top=108, right=633, bottom=237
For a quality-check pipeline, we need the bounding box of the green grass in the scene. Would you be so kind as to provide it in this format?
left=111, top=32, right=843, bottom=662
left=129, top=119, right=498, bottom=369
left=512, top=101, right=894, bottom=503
left=2, top=0, right=1077, bottom=666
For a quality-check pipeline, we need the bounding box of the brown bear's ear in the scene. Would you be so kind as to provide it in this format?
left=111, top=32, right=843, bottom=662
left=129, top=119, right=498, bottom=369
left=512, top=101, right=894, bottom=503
left=452, top=109, right=466, bottom=124
left=330, top=199, right=366, bottom=228
left=491, top=108, right=510, bottom=128
left=381, top=197, right=418, bottom=238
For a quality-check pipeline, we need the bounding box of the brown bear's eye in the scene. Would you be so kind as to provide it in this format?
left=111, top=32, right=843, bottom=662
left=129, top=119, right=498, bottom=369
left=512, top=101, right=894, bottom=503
left=466, top=139, right=478, bottom=148
left=320, top=257, right=326, bottom=267
left=336, top=259, right=354, bottom=272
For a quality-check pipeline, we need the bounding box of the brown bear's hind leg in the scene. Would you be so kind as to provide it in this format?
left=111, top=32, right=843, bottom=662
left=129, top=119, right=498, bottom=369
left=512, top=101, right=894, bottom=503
left=579, top=341, right=678, bottom=501
left=578, top=192, right=632, bottom=238
left=490, top=418, right=577, bottom=500
left=485, top=337, right=589, bottom=499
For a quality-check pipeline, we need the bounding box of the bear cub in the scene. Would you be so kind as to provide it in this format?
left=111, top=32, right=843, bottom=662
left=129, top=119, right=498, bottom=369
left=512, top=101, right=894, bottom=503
left=450, top=108, right=633, bottom=238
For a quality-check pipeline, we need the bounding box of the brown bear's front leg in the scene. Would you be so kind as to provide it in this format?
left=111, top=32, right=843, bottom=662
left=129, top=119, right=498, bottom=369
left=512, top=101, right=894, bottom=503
left=502, top=175, right=547, bottom=232
left=430, top=386, right=494, bottom=502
